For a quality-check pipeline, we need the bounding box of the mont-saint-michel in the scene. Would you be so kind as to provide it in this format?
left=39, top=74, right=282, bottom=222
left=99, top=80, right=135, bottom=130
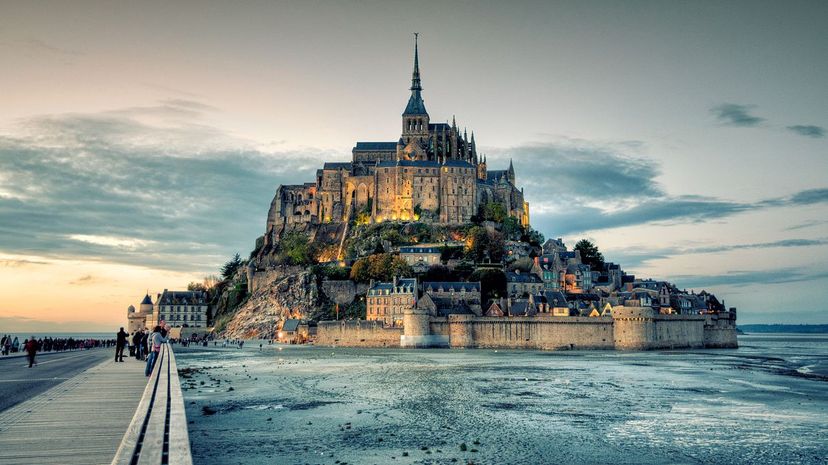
left=190, top=36, right=737, bottom=352
left=3, top=3, right=827, bottom=465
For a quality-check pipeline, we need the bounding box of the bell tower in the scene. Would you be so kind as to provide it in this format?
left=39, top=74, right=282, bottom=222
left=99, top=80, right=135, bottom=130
left=400, top=33, right=430, bottom=160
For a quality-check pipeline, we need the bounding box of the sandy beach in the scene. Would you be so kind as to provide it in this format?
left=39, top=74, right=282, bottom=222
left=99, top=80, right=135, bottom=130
left=177, top=334, right=828, bottom=465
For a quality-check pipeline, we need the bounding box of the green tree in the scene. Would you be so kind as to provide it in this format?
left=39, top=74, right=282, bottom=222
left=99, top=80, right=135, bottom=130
left=187, top=281, right=207, bottom=292
left=221, top=253, right=243, bottom=280
left=501, top=216, right=522, bottom=240
left=574, top=239, right=605, bottom=270
left=350, top=253, right=413, bottom=283
left=280, top=232, right=315, bottom=265
left=482, top=202, right=507, bottom=222
left=469, top=268, right=507, bottom=302
left=420, top=264, right=457, bottom=282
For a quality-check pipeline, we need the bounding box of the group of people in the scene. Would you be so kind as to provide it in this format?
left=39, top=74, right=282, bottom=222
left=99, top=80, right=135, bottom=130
left=2, top=334, right=118, bottom=368
left=114, top=324, right=171, bottom=377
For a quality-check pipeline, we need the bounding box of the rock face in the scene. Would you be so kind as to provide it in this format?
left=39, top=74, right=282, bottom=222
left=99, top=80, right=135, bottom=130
left=221, top=266, right=320, bottom=340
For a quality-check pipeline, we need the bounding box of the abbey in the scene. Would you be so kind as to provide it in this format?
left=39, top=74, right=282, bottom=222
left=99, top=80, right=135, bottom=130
left=267, top=36, right=530, bottom=237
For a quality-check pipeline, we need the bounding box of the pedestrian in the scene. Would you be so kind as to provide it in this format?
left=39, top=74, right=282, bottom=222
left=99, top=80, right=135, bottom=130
left=115, top=327, right=128, bottom=362
left=144, top=325, right=167, bottom=377
left=133, top=330, right=143, bottom=360
left=25, top=336, right=38, bottom=368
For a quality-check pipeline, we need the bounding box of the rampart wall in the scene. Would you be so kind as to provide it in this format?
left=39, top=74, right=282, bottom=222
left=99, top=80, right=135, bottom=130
left=314, top=307, right=737, bottom=350
left=316, top=320, right=402, bottom=347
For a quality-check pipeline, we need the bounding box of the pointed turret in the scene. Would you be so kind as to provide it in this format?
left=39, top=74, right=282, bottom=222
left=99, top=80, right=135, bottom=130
left=508, top=158, right=515, bottom=184
left=403, top=33, right=427, bottom=116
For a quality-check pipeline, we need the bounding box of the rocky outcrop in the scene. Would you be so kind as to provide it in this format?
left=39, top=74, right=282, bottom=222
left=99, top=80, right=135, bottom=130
left=221, top=266, right=320, bottom=340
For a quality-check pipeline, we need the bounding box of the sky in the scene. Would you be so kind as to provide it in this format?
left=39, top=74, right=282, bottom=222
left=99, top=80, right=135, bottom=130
left=0, top=0, right=826, bottom=331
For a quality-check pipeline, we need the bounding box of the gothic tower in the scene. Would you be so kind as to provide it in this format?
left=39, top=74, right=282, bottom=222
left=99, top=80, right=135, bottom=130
left=399, top=33, right=430, bottom=161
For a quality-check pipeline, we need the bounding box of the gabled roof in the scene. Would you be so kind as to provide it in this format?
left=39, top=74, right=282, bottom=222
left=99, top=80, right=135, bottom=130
left=423, top=282, right=481, bottom=293
left=353, top=142, right=397, bottom=151
left=323, top=162, right=352, bottom=170
left=157, top=290, right=207, bottom=305
left=505, top=272, right=543, bottom=284
left=544, top=291, right=568, bottom=306
left=368, top=278, right=417, bottom=296
left=399, top=246, right=441, bottom=254
left=442, top=159, right=474, bottom=168
left=282, top=319, right=301, bottom=332
left=377, top=160, right=441, bottom=168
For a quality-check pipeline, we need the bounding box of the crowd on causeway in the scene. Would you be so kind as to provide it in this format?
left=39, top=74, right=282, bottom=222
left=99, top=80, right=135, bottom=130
left=1, top=334, right=119, bottom=367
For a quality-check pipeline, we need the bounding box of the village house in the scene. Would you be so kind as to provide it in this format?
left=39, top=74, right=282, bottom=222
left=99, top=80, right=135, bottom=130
left=366, top=277, right=417, bottom=326
left=506, top=270, right=544, bottom=298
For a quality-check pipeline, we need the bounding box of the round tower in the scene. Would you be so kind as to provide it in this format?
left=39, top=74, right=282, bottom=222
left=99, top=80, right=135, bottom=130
left=401, top=307, right=431, bottom=348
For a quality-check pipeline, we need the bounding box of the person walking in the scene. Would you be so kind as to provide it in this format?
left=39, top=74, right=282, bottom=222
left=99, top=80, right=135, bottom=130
left=25, top=336, right=38, bottom=368
left=115, top=327, right=128, bottom=362
left=133, top=330, right=143, bottom=360
left=144, top=325, right=167, bottom=377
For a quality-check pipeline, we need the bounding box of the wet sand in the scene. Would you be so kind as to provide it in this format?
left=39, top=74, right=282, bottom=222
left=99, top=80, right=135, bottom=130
left=178, top=335, right=828, bottom=464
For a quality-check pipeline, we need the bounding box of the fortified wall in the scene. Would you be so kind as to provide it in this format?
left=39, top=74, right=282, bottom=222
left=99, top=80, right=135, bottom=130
left=317, top=306, right=738, bottom=350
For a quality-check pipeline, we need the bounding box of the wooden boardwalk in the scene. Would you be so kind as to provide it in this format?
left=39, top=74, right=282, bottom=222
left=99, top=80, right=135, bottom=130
left=0, top=357, right=148, bottom=465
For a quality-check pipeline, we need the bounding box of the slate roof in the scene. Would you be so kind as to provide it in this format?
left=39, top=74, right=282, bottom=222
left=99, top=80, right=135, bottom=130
left=282, top=319, right=301, bottom=332
left=323, top=162, right=352, bottom=170
left=430, top=297, right=474, bottom=316
left=354, top=142, right=397, bottom=151
left=506, top=272, right=543, bottom=284
left=157, top=290, right=207, bottom=305
left=543, top=291, right=568, bottom=306
left=377, top=160, right=441, bottom=168
left=141, top=294, right=153, bottom=305
left=423, top=282, right=481, bottom=293
left=399, top=246, right=441, bottom=254
left=442, top=159, right=474, bottom=168
left=368, top=278, right=417, bottom=296
left=404, top=93, right=428, bottom=115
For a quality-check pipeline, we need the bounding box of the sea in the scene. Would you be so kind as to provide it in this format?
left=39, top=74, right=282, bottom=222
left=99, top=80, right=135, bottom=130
left=0, top=332, right=114, bottom=341
left=177, top=334, right=828, bottom=465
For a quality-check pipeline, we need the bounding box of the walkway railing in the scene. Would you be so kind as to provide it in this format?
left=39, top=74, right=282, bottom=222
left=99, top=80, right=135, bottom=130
left=112, top=344, right=192, bottom=465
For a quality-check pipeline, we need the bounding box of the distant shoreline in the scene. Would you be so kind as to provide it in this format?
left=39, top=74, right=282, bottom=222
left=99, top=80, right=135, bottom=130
left=738, top=324, right=828, bottom=334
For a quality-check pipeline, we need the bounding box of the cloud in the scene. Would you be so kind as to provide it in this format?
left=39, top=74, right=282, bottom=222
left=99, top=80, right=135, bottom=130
left=0, top=102, right=339, bottom=273
left=786, top=124, right=825, bottom=138
left=69, top=274, right=101, bottom=285
left=673, top=267, right=828, bottom=289
left=491, top=140, right=828, bottom=237
left=710, top=103, right=765, bottom=127
left=608, top=238, right=828, bottom=270
left=0, top=258, right=48, bottom=267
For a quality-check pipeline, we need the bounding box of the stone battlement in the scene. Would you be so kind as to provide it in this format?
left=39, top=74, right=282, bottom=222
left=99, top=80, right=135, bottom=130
left=316, top=306, right=738, bottom=350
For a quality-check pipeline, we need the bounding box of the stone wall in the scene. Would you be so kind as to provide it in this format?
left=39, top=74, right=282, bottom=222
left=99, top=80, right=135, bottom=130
left=449, top=315, right=615, bottom=350
left=703, top=314, right=739, bottom=348
left=314, top=307, right=736, bottom=351
left=321, top=280, right=356, bottom=305
left=612, top=306, right=710, bottom=350
left=316, top=320, right=402, bottom=347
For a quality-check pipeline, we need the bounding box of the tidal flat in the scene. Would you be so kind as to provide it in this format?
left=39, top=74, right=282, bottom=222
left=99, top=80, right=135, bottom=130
left=178, top=335, right=828, bottom=465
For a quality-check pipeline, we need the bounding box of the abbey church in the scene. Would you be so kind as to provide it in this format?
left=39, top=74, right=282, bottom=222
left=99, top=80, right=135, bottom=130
left=266, top=36, right=529, bottom=237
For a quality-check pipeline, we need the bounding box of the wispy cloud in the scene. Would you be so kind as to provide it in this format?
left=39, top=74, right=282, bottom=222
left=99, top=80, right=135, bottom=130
left=786, top=124, right=825, bottom=138
left=69, top=274, right=102, bottom=285
left=673, top=267, right=828, bottom=289
left=0, top=258, right=48, bottom=267
left=609, top=238, right=828, bottom=269
left=710, top=103, right=765, bottom=127
left=0, top=101, right=338, bottom=273
left=491, top=140, right=828, bottom=237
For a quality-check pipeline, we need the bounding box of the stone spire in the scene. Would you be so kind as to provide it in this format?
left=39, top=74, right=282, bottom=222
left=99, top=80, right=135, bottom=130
left=403, top=33, right=427, bottom=115
left=508, top=158, right=515, bottom=183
